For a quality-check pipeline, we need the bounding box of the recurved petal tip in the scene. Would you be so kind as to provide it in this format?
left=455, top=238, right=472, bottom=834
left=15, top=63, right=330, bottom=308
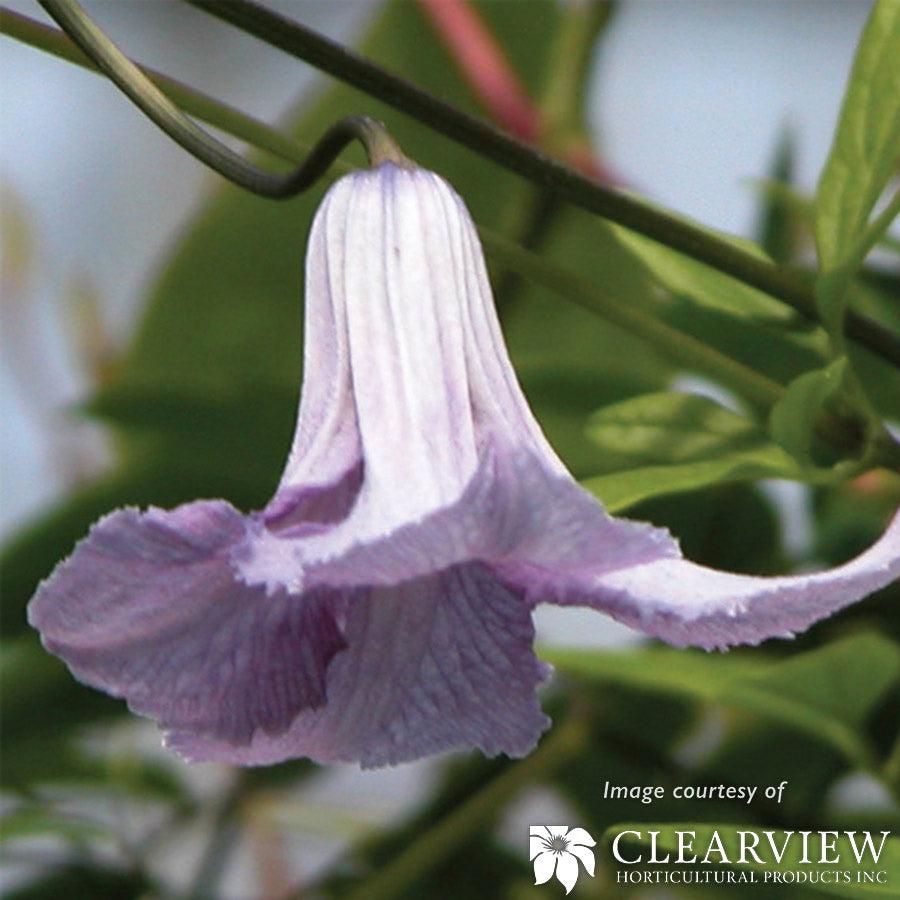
left=559, top=505, right=900, bottom=650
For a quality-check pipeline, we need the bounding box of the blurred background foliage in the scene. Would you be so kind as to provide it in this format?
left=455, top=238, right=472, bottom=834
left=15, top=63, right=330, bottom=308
left=2, top=1, right=899, bottom=898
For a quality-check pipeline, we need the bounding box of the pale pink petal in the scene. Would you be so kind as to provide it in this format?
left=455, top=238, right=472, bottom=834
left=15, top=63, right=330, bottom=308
left=235, top=441, right=676, bottom=594
left=239, top=164, right=572, bottom=575
left=26, top=156, right=900, bottom=772
left=536, top=507, right=900, bottom=650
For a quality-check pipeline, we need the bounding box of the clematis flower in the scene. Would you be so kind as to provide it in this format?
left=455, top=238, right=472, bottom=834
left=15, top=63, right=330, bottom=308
left=29, top=160, right=900, bottom=768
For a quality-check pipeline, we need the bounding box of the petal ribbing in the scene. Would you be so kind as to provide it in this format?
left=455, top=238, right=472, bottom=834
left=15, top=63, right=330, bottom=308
left=26, top=157, right=900, bottom=769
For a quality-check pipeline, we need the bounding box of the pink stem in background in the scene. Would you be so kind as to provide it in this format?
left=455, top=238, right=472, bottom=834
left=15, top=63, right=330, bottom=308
left=415, top=0, right=615, bottom=184
left=415, top=0, right=541, bottom=142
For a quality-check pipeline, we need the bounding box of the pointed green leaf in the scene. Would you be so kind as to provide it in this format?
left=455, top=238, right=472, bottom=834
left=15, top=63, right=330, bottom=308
left=582, top=392, right=803, bottom=511
left=610, top=221, right=797, bottom=325
left=757, top=126, right=800, bottom=265
left=815, top=0, right=900, bottom=324
left=816, top=0, right=900, bottom=269
left=768, top=357, right=850, bottom=467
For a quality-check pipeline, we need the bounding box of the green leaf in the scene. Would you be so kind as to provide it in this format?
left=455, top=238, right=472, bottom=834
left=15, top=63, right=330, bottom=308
left=581, top=392, right=803, bottom=511
left=756, top=126, right=800, bottom=266
left=816, top=0, right=900, bottom=269
left=610, top=221, right=797, bottom=325
left=605, top=824, right=900, bottom=897
left=544, top=633, right=900, bottom=768
left=632, top=483, right=783, bottom=575
left=815, top=0, right=900, bottom=324
left=768, top=357, right=851, bottom=469
left=514, top=361, right=663, bottom=478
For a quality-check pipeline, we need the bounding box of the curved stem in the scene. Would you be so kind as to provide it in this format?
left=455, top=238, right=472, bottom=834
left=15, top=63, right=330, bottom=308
left=5, top=4, right=895, bottom=465
left=184, top=0, right=900, bottom=372
left=7, top=3, right=900, bottom=367
left=7, top=6, right=900, bottom=416
left=38, top=0, right=405, bottom=190
left=180, top=1, right=798, bottom=297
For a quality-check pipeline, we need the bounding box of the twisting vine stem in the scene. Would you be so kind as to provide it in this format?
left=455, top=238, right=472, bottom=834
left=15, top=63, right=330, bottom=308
left=184, top=0, right=900, bottom=368
left=5, top=3, right=900, bottom=468
left=3, top=2, right=899, bottom=368
left=39, top=0, right=405, bottom=186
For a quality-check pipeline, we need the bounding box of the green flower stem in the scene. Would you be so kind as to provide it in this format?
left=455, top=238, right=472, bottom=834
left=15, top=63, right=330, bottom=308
left=184, top=0, right=900, bottom=370
left=38, top=0, right=402, bottom=190
left=185, top=0, right=795, bottom=294
left=0, top=5, right=785, bottom=411
left=6, top=3, right=900, bottom=367
left=339, top=713, right=590, bottom=900
left=5, top=6, right=899, bottom=467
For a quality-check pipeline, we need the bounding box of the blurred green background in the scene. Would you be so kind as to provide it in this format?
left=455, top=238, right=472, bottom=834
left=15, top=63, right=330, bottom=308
left=2, top=2, right=899, bottom=898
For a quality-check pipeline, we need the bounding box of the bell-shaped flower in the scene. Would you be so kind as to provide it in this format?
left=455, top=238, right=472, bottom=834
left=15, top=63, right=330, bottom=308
left=28, top=161, right=900, bottom=768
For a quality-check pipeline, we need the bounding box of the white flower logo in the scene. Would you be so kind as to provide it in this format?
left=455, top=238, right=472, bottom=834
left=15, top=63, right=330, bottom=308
left=530, top=825, right=596, bottom=894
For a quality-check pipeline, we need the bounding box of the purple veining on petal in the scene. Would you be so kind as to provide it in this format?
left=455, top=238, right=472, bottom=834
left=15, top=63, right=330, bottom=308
left=26, top=159, right=900, bottom=769
left=28, top=501, right=347, bottom=744
left=168, top=563, right=551, bottom=767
